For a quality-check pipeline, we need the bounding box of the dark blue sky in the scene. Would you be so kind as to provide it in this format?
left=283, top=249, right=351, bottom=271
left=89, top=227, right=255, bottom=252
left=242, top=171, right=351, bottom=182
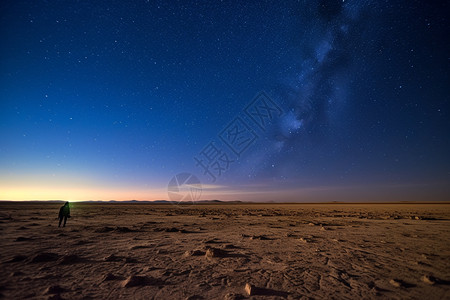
left=1, top=0, right=449, bottom=201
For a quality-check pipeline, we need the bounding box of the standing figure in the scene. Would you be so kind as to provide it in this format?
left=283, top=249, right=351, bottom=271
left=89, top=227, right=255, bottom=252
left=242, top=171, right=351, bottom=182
left=58, top=202, right=71, bottom=227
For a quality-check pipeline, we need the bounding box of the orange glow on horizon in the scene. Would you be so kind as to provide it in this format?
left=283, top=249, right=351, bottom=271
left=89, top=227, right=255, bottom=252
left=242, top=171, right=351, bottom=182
left=0, top=186, right=168, bottom=201
left=0, top=172, right=170, bottom=201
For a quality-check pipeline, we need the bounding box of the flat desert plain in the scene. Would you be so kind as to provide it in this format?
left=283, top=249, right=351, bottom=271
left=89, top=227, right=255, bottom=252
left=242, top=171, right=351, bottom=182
left=0, top=202, right=449, bottom=300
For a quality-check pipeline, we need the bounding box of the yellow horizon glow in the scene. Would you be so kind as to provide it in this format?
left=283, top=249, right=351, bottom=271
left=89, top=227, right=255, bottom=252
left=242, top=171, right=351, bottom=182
left=0, top=172, right=170, bottom=201
left=0, top=186, right=168, bottom=201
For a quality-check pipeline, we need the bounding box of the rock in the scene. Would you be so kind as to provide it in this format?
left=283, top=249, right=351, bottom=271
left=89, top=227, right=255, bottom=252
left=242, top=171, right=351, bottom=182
left=130, top=245, right=151, bottom=250
left=74, top=240, right=92, bottom=246
left=115, top=226, right=135, bottom=233
left=10, top=255, right=27, bottom=262
left=244, top=283, right=255, bottom=296
left=0, top=213, right=12, bottom=220
left=31, top=252, right=59, bottom=263
left=183, top=250, right=205, bottom=257
left=249, top=235, right=270, bottom=240
left=46, top=285, right=66, bottom=294
left=103, top=273, right=120, bottom=281
left=205, top=248, right=227, bottom=258
left=204, top=238, right=220, bottom=244
left=104, top=254, right=122, bottom=262
left=59, top=254, right=83, bottom=264
left=421, top=275, right=436, bottom=285
left=125, top=257, right=138, bottom=263
left=389, top=279, right=402, bottom=288
left=95, top=226, right=114, bottom=233
left=122, top=275, right=159, bottom=287
left=11, top=271, right=24, bottom=276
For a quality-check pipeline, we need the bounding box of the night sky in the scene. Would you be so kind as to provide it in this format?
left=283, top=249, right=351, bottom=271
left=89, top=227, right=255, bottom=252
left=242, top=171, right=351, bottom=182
left=1, top=1, right=449, bottom=201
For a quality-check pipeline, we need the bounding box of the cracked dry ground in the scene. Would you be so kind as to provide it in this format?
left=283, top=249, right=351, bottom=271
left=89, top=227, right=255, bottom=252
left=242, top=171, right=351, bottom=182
left=0, top=203, right=449, bottom=299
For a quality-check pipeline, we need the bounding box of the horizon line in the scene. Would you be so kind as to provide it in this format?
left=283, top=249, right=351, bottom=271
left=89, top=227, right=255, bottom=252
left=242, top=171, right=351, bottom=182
left=1, top=199, right=449, bottom=204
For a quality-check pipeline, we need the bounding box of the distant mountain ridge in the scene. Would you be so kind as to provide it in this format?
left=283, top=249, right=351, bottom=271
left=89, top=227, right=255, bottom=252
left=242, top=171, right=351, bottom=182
left=77, top=199, right=241, bottom=204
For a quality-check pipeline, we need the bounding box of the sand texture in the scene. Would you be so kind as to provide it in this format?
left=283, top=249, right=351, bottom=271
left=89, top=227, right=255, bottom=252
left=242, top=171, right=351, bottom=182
left=0, top=202, right=449, bottom=299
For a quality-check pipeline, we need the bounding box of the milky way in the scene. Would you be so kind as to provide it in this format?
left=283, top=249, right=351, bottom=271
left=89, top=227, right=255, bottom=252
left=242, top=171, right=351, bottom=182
left=229, top=1, right=382, bottom=183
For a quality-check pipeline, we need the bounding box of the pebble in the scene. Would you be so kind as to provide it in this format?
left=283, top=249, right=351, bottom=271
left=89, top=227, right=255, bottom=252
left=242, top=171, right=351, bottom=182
left=389, top=279, right=402, bottom=288
left=421, top=275, right=436, bottom=285
left=244, top=283, right=254, bottom=296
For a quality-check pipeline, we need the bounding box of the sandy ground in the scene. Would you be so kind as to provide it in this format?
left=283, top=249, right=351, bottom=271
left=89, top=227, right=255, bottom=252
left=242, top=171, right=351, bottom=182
left=0, top=202, right=449, bottom=300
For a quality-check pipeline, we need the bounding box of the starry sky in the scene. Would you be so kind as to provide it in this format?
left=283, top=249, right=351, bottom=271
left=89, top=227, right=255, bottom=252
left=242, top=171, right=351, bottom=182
left=1, top=0, right=449, bottom=201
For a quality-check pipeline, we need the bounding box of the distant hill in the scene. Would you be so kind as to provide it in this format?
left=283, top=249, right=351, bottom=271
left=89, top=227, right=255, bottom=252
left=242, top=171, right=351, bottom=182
left=77, top=199, right=244, bottom=204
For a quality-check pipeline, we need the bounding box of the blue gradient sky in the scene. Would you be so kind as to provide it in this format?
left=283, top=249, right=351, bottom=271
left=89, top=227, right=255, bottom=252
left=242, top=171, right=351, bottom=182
left=1, top=1, right=449, bottom=201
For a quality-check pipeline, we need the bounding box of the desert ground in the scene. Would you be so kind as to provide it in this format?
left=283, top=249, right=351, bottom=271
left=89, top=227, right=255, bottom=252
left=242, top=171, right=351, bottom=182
left=0, top=202, right=449, bottom=300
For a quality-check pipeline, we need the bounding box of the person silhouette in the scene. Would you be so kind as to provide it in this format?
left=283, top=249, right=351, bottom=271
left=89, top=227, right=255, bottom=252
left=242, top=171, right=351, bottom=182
left=58, top=202, right=71, bottom=227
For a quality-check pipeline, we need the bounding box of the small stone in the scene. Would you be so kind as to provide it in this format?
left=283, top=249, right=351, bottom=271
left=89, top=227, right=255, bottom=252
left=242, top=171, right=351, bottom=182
left=421, top=275, right=436, bottom=285
left=205, top=248, right=227, bottom=258
left=31, top=252, right=59, bottom=263
left=104, top=254, right=122, bottom=262
left=249, top=235, right=270, bottom=240
left=11, top=271, right=24, bottom=276
left=115, top=226, right=135, bottom=233
left=59, top=254, right=82, bottom=264
left=103, top=273, right=119, bottom=281
left=122, top=275, right=156, bottom=287
left=95, top=226, right=114, bottom=233
left=244, top=283, right=255, bottom=296
left=46, top=285, right=66, bottom=294
left=183, top=250, right=205, bottom=257
left=125, top=257, right=138, bottom=263
left=10, top=255, right=27, bottom=262
left=389, top=279, right=402, bottom=288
